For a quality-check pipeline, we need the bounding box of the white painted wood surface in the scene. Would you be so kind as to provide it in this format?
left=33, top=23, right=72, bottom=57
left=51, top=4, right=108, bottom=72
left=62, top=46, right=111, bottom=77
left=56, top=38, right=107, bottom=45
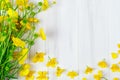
left=19, top=0, right=120, bottom=80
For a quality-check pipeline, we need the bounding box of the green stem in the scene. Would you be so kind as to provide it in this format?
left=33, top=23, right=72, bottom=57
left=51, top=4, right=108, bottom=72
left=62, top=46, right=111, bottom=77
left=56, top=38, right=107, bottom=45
left=102, top=77, right=108, bottom=80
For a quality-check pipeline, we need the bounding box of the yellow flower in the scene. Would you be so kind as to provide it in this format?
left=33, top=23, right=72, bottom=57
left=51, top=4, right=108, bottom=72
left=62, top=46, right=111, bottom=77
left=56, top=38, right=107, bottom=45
left=55, top=67, right=65, bottom=77
left=118, top=44, right=120, bottom=48
left=113, top=77, right=119, bottom=80
left=19, top=64, right=31, bottom=76
left=28, top=18, right=39, bottom=23
left=98, top=60, right=108, bottom=68
left=110, top=64, right=120, bottom=72
left=85, top=66, right=93, bottom=74
left=46, top=58, right=58, bottom=68
left=111, top=52, right=118, bottom=59
left=18, top=48, right=28, bottom=64
left=37, top=71, right=48, bottom=80
left=26, top=23, right=32, bottom=30
left=94, top=70, right=103, bottom=80
left=42, top=0, right=49, bottom=11
left=26, top=70, right=35, bottom=80
left=39, top=28, right=46, bottom=40
left=7, top=8, right=18, bottom=18
left=82, top=77, right=87, bottom=80
left=20, top=20, right=32, bottom=30
left=32, top=52, right=45, bottom=63
left=118, top=62, right=120, bottom=64
left=118, top=50, right=120, bottom=54
left=16, top=0, right=28, bottom=6
left=67, top=71, right=78, bottom=79
left=12, top=37, right=25, bottom=48
left=0, top=16, right=4, bottom=23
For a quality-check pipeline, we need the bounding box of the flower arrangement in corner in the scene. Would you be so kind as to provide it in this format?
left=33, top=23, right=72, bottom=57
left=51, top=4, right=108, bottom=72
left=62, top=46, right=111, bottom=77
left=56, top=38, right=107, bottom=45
left=0, top=0, right=55, bottom=79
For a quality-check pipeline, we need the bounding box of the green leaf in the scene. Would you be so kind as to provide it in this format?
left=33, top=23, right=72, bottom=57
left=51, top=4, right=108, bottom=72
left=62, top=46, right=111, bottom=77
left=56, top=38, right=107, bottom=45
left=38, top=2, right=42, bottom=6
left=34, top=33, right=39, bottom=38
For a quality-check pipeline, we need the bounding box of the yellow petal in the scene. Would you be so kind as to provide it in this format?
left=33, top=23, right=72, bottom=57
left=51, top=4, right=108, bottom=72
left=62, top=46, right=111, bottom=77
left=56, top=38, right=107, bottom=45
left=12, top=37, right=25, bottom=48
left=118, top=50, right=120, bottom=54
left=118, top=44, right=120, bottom=48
left=46, top=58, right=58, bottom=68
left=93, top=70, right=103, bottom=80
left=19, top=69, right=30, bottom=76
left=39, top=28, right=46, bottom=40
left=7, top=8, right=18, bottom=18
left=55, top=67, right=65, bottom=77
left=42, top=0, right=49, bottom=11
left=32, top=52, right=45, bottom=63
left=85, top=66, right=93, bottom=74
left=113, top=77, right=119, bottom=80
left=98, top=60, right=108, bottom=68
left=110, top=64, right=119, bottom=72
left=26, top=70, right=35, bottom=80
left=18, top=48, right=28, bottom=64
left=67, top=71, right=78, bottom=79
left=111, top=52, right=118, bottom=59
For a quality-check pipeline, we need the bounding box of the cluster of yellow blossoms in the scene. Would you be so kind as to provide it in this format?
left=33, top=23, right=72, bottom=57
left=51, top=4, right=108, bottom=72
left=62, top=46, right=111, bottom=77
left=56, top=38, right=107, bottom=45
left=0, top=0, right=54, bottom=79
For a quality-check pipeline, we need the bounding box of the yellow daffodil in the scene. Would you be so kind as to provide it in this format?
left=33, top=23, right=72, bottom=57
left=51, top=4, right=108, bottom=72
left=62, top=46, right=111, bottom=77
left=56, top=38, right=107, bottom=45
left=39, top=28, right=46, bottom=40
left=16, top=0, right=28, bottom=6
left=18, top=48, right=28, bottom=64
left=110, top=64, right=120, bottom=72
left=98, top=60, right=108, bottom=68
left=111, top=52, right=118, bottom=59
left=7, top=8, right=18, bottom=18
left=82, top=77, right=87, bottom=80
left=94, top=70, right=103, bottom=80
left=67, top=71, right=78, bottom=79
left=28, top=18, right=39, bottom=23
left=19, top=64, right=31, bottom=76
left=12, top=37, right=25, bottom=48
left=55, top=67, right=65, bottom=77
left=85, top=66, right=93, bottom=74
left=46, top=58, right=58, bottom=68
left=42, top=0, right=49, bottom=11
left=113, top=77, right=119, bottom=80
left=37, top=71, right=48, bottom=80
left=26, top=70, right=35, bottom=80
left=32, top=52, right=45, bottom=63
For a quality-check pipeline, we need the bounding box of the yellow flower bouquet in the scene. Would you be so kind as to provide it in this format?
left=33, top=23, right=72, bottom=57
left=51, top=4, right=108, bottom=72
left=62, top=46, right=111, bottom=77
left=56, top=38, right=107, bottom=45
left=0, top=0, right=53, bottom=79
